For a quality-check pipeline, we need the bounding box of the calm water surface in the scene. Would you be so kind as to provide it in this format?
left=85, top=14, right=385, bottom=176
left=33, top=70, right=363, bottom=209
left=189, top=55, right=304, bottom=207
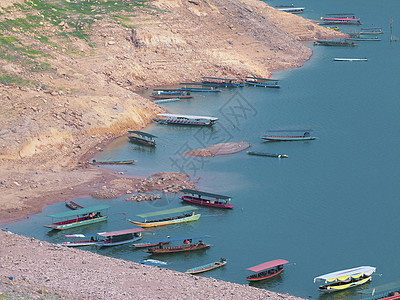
left=4, top=0, right=400, bottom=299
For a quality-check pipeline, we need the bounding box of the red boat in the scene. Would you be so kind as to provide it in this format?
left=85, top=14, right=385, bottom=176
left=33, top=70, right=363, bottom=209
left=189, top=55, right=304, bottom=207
left=179, top=189, right=234, bottom=209
left=246, top=259, right=289, bottom=281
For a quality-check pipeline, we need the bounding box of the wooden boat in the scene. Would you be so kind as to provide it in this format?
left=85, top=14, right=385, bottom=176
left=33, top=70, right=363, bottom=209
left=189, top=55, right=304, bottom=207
left=153, top=113, right=218, bottom=126
left=89, top=159, right=136, bottom=165
left=346, top=37, right=381, bottom=41
left=358, top=281, right=400, bottom=299
left=151, top=95, right=192, bottom=100
left=314, top=39, right=357, bottom=47
left=65, top=201, right=84, bottom=210
left=179, top=189, right=234, bottom=209
left=96, top=228, right=146, bottom=247
left=319, top=17, right=362, bottom=25
left=333, top=58, right=368, bottom=62
left=314, top=266, right=376, bottom=293
left=262, top=130, right=316, bottom=141
left=276, top=7, right=304, bottom=14
left=246, top=259, right=289, bottom=281
left=128, top=206, right=200, bottom=228
left=244, top=76, right=280, bottom=88
left=59, top=239, right=97, bottom=247
left=201, top=77, right=244, bottom=88
left=133, top=239, right=171, bottom=249
left=128, top=131, right=157, bottom=147
left=359, top=27, right=384, bottom=35
left=247, top=151, right=288, bottom=158
left=186, top=258, right=227, bottom=274
left=44, top=205, right=110, bottom=230
left=153, top=98, right=181, bottom=104
left=144, top=236, right=211, bottom=254
left=180, top=86, right=221, bottom=92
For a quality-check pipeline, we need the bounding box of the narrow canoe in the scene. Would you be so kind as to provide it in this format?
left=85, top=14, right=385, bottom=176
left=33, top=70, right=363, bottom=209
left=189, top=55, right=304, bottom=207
left=247, top=151, right=288, bottom=158
left=186, top=259, right=227, bottom=274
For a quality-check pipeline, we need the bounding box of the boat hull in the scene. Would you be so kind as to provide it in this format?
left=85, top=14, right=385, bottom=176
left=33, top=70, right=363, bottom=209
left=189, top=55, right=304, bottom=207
left=44, top=216, right=108, bottom=230
left=247, top=151, right=288, bottom=158
left=246, top=268, right=284, bottom=281
left=180, top=196, right=233, bottom=209
left=319, top=276, right=372, bottom=293
left=145, top=243, right=210, bottom=254
left=128, top=213, right=201, bottom=228
left=244, top=81, right=280, bottom=88
left=262, top=136, right=316, bottom=141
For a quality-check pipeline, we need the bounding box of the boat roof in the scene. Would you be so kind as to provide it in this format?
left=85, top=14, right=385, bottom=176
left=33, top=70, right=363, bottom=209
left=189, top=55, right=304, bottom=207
left=137, top=206, right=198, bottom=218
left=180, top=189, right=231, bottom=200
left=149, top=235, right=211, bottom=244
left=65, top=228, right=145, bottom=238
left=358, top=280, right=400, bottom=295
left=127, top=131, right=157, bottom=138
left=314, top=266, right=376, bottom=283
left=245, top=76, right=278, bottom=81
left=47, top=205, right=110, bottom=218
left=202, top=76, right=237, bottom=81
left=157, top=113, right=218, bottom=121
left=246, top=259, right=289, bottom=272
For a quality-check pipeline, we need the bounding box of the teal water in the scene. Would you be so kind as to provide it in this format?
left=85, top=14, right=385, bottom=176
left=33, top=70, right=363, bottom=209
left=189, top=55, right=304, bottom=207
left=3, top=1, right=400, bottom=299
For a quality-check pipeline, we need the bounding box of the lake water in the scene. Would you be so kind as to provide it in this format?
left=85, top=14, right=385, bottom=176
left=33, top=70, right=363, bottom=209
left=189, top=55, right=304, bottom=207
left=3, top=0, right=400, bottom=299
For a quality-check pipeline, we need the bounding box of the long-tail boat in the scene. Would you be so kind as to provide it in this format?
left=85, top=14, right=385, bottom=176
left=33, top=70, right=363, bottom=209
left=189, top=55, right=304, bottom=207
left=186, top=258, right=227, bottom=274
left=179, top=86, right=222, bottom=92
left=276, top=7, right=304, bottom=14
left=128, top=206, right=200, bottom=228
left=262, top=130, right=316, bottom=141
left=132, top=238, right=171, bottom=248
left=359, top=27, right=384, bottom=35
left=247, top=151, right=288, bottom=158
left=244, top=76, right=280, bottom=88
left=314, top=266, right=376, bottom=293
left=246, top=259, right=289, bottom=281
left=144, top=235, right=211, bottom=254
left=201, top=77, right=244, bottom=88
left=153, top=113, right=218, bottom=126
left=128, top=131, right=157, bottom=147
left=314, top=39, right=357, bottom=47
left=319, top=17, right=362, bottom=25
left=153, top=98, right=181, bottom=104
left=89, top=159, right=136, bottom=165
left=358, top=281, right=400, bottom=299
left=333, top=58, right=368, bottom=62
left=346, top=36, right=381, bottom=41
left=179, top=189, right=234, bottom=209
left=44, top=205, right=110, bottom=230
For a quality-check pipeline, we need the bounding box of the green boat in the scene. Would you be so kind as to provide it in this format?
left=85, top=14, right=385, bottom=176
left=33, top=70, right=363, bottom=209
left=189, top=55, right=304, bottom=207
left=44, top=205, right=110, bottom=230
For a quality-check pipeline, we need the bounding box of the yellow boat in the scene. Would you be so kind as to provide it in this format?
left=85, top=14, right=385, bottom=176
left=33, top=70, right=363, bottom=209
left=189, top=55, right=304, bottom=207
left=314, top=266, right=376, bottom=293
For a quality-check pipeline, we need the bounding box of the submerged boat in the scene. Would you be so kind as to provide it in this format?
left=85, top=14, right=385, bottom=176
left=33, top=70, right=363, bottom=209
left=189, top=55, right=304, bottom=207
left=244, top=76, right=280, bottom=88
left=65, top=201, right=84, bottom=210
left=201, top=77, right=244, bottom=88
left=247, top=151, right=288, bottom=158
left=179, top=189, right=234, bottom=209
left=314, top=266, right=376, bottom=293
left=246, top=259, right=289, bottom=281
left=262, top=130, right=316, bottom=141
left=128, top=206, right=200, bottom=228
left=186, top=258, right=227, bottom=274
left=128, top=131, right=157, bottom=147
left=314, top=39, right=357, bottom=47
left=333, top=58, right=368, bottom=62
left=44, top=205, right=110, bottom=230
left=144, top=235, right=211, bottom=254
left=358, top=280, right=400, bottom=299
left=153, top=113, right=218, bottom=126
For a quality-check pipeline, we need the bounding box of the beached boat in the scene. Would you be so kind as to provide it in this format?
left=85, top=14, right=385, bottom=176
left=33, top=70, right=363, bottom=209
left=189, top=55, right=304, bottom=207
left=153, top=113, right=218, bottom=126
left=262, top=130, right=316, bottom=141
left=314, top=266, right=376, bottom=293
left=186, top=258, right=227, bottom=274
left=359, top=281, right=400, bottom=299
left=89, top=159, right=136, bottom=165
left=128, top=131, right=157, bottom=147
left=65, top=201, right=84, bottom=210
left=59, top=238, right=98, bottom=247
left=319, top=17, right=362, bottom=25
left=201, top=77, right=244, bottom=88
left=152, top=89, right=186, bottom=95
left=247, top=151, right=288, bottom=158
left=276, top=7, right=304, bottom=14
left=44, top=205, right=110, bottom=230
left=244, top=76, right=280, bottom=88
left=179, top=189, right=234, bottom=209
left=144, top=236, right=211, bottom=254
left=333, top=58, right=368, bottom=62
left=128, top=206, right=201, bottom=228
left=314, top=39, right=357, bottom=47
left=246, top=259, right=289, bottom=281
left=138, top=259, right=168, bottom=266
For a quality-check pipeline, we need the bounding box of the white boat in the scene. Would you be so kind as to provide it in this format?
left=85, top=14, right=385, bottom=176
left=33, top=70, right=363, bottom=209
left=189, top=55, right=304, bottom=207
left=276, top=7, right=305, bottom=14
left=314, top=266, right=376, bottom=293
left=153, top=113, right=218, bottom=126
left=334, top=58, right=368, bottom=62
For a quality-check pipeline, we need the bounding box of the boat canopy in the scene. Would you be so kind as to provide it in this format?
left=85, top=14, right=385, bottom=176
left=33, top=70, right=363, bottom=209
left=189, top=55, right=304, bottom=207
left=157, top=113, right=218, bottom=121
left=148, top=235, right=211, bottom=244
left=128, top=131, right=157, bottom=139
left=246, top=259, right=289, bottom=272
left=137, top=206, right=198, bottom=218
left=180, top=189, right=231, bottom=200
left=314, top=266, right=376, bottom=283
left=47, top=205, right=110, bottom=218
left=245, top=76, right=278, bottom=82
left=202, top=76, right=237, bottom=81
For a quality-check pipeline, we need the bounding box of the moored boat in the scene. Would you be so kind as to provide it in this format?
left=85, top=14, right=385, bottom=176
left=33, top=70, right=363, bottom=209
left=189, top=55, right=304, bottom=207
left=153, top=113, right=218, bottom=126
left=151, top=95, right=192, bottom=100
left=314, top=266, right=376, bottom=293
left=65, top=201, right=84, bottom=210
left=314, top=39, right=357, bottom=46
left=133, top=238, right=171, bottom=248
left=346, top=37, right=381, bottom=41
left=201, top=77, right=244, bottom=88
left=246, top=259, right=289, bottom=281
left=276, top=7, right=304, bottom=14
left=262, top=130, right=316, bottom=141
left=89, top=159, right=136, bottom=165
left=179, top=85, right=222, bottom=92
left=44, top=205, right=110, bottom=230
left=319, top=17, right=362, bottom=25
left=179, top=189, right=234, bottom=209
left=359, top=27, right=384, bottom=35
left=144, top=236, right=211, bottom=254
left=128, top=131, right=157, bottom=147
left=244, top=76, right=280, bottom=88
left=186, top=258, right=227, bottom=274
left=333, top=58, right=368, bottom=62
left=128, top=206, right=200, bottom=228
left=247, top=151, right=288, bottom=158
left=96, top=228, right=146, bottom=247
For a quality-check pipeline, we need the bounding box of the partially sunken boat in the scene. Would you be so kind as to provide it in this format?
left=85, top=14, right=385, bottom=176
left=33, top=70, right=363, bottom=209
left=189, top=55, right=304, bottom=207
left=128, top=131, right=157, bottom=147
left=153, top=113, right=218, bottom=126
